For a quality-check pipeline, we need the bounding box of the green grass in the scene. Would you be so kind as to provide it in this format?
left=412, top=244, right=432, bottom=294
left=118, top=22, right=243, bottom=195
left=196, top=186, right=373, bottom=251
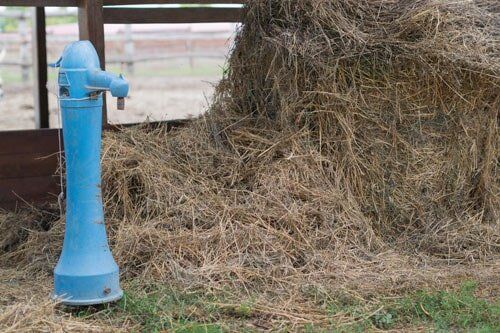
left=0, top=62, right=225, bottom=86
left=119, top=63, right=226, bottom=78
left=322, top=281, right=499, bottom=332
left=116, top=286, right=223, bottom=333
left=0, top=69, right=28, bottom=85
left=46, top=16, right=77, bottom=26
left=393, top=281, right=499, bottom=332
left=72, top=284, right=228, bottom=333
left=67, top=281, right=499, bottom=332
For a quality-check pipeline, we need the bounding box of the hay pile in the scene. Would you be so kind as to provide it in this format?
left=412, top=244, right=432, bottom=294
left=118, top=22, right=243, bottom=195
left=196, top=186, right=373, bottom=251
left=1, top=0, right=499, bottom=329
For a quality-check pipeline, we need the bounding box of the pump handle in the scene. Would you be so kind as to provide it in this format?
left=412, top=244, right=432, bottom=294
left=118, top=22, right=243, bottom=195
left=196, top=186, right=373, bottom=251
left=117, top=97, right=125, bottom=110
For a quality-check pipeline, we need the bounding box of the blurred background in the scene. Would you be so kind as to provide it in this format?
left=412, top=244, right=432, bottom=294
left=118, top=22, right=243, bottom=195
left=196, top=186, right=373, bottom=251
left=0, top=5, right=239, bottom=130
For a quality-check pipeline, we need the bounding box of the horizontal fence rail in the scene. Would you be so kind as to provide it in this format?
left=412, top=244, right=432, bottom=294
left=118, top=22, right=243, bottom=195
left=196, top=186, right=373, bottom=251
left=1, top=0, right=243, bottom=6
left=0, top=0, right=77, bottom=6
left=0, top=31, right=234, bottom=66
left=104, top=0, right=242, bottom=4
left=103, top=7, right=243, bottom=24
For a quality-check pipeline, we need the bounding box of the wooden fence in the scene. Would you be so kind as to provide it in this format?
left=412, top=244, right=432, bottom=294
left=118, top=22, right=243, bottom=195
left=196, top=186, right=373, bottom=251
left=0, top=1, right=244, bottom=209
left=0, top=10, right=237, bottom=80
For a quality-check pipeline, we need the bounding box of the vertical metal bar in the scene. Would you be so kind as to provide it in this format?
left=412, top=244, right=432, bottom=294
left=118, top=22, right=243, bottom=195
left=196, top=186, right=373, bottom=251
left=78, top=0, right=107, bottom=126
left=32, top=7, right=50, bottom=129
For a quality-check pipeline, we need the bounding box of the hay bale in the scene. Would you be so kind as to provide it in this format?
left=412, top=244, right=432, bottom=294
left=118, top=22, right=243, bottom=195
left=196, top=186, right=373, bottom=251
left=100, top=0, right=499, bottom=275
left=0, top=0, right=498, bottom=328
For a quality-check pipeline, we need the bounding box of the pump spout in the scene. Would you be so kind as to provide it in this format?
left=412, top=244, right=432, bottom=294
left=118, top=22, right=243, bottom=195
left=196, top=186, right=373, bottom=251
left=86, top=70, right=129, bottom=109
left=87, top=70, right=129, bottom=97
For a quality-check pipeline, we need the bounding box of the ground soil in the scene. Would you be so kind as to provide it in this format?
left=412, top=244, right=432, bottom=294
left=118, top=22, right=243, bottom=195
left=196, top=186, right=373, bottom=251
left=0, top=76, right=218, bottom=131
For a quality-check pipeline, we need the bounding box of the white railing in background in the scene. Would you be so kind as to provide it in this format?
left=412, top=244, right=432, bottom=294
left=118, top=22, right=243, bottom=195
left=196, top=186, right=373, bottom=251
left=0, top=9, right=235, bottom=82
left=0, top=47, right=4, bottom=100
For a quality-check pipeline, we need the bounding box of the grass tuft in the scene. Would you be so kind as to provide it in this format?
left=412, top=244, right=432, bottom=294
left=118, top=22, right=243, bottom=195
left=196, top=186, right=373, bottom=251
left=72, top=281, right=499, bottom=332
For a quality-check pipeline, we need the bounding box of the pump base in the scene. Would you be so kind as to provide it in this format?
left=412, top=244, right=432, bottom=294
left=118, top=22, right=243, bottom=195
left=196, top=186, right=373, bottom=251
left=53, top=290, right=123, bottom=306
left=53, top=270, right=122, bottom=306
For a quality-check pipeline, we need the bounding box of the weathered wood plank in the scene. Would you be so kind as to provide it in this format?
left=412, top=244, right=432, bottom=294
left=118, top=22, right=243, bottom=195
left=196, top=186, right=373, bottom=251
left=104, top=7, right=243, bottom=24
left=0, top=153, right=59, bottom=179
left=0, top=175, right=60, bottom=208
left=0, top=129, right=60, bottom=156
left=0, top=0, right=77, bottom=6
left=104, top=0, right=242, bottom=4
left=0, top=0, right=241, bottom=6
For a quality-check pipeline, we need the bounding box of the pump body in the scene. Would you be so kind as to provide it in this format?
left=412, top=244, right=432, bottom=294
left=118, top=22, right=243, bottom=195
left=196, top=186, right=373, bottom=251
left=53, top=41, right=128, bottom=306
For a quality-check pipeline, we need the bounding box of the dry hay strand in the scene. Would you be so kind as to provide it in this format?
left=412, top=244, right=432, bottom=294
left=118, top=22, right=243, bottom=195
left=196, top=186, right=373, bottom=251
left=0, top=301, right=112, bottom=333
left=0, top=269, right=123, bottom=332
left=0, top=0, right=499, bottom=329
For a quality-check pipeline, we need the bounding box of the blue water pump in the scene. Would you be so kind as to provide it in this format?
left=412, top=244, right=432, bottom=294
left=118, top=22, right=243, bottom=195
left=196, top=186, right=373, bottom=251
left=52, top=41, right=129, bottom=306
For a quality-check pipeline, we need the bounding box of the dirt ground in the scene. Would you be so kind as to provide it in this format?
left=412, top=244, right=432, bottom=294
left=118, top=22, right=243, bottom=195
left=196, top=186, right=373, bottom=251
left=0, top=76, right=218, bottom=131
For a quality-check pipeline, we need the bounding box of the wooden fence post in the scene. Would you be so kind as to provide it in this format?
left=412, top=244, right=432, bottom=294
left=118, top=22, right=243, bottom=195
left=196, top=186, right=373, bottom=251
left=19, top=13, right=30, bottom=83
left=78, top=0, right=107, bottom=126
left=32, top=7, right=50, bottom=129
left=124, top=24, right=134, bottom=75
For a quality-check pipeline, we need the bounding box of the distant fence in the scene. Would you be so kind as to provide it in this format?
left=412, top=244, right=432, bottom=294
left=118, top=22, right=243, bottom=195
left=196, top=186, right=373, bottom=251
left=0, top=9, right=235, bottom=81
